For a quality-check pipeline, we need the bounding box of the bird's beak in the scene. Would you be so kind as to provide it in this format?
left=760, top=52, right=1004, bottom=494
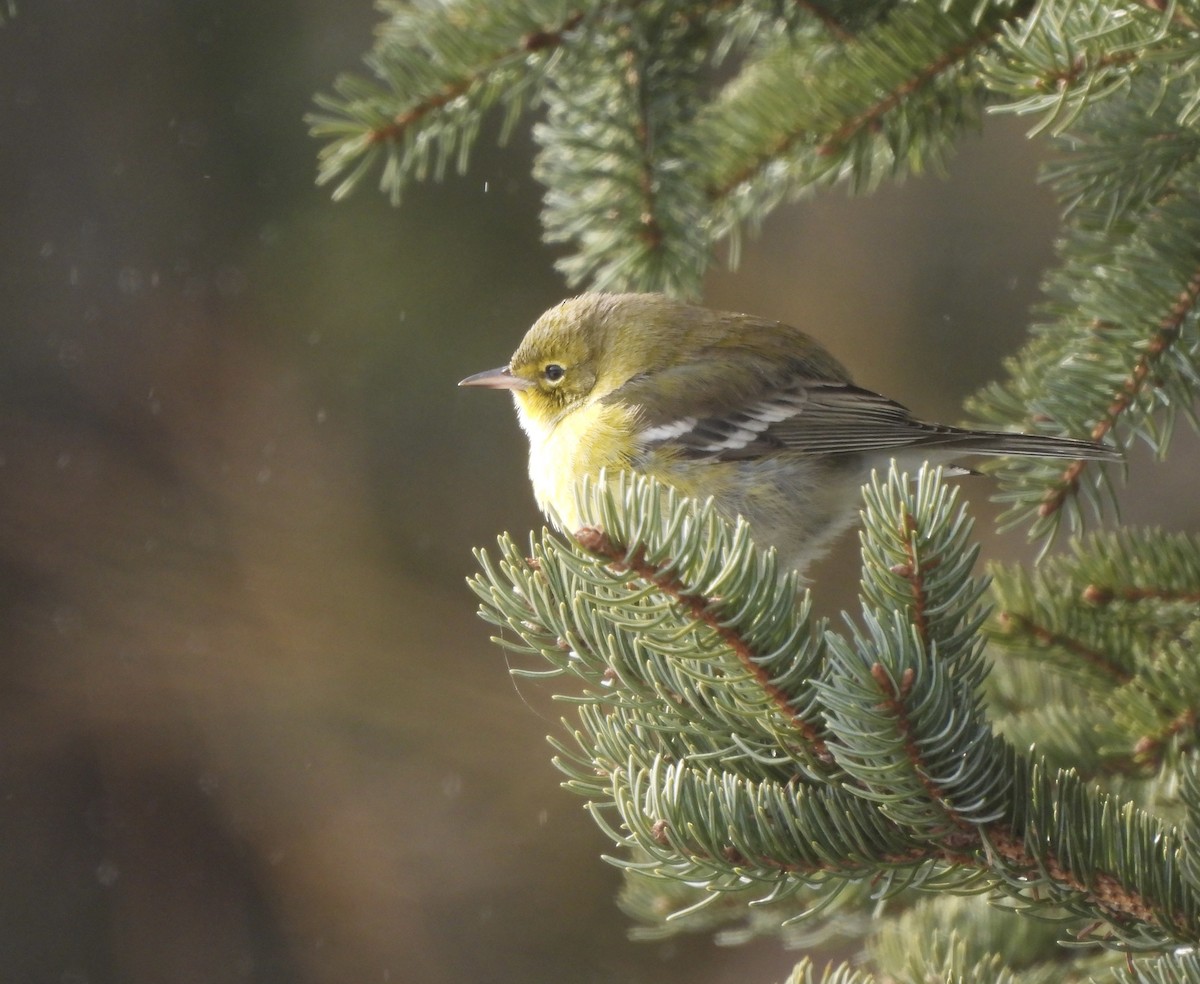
left=458, top=366, right=532, bottom=390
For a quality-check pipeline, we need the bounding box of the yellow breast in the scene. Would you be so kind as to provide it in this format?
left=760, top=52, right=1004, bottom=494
left=517, top=399, right=639, bottom=531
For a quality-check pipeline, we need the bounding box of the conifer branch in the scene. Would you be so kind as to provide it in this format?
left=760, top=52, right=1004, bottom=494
left=1094, top=265, right=1200, bottom=445
left=1110, top=950, right=1200, bottom=984
left=701, top=2, right=1018, bottom=213
left=989, top=530, right=1200, bottom=785
left=1039, top=264, right=1200, bottom=520
left=1085, top=585, right=1200, bottom=607
left=472, top=465, right=1200, bottom=963
left=792, top=0, right=855, bottom=43
left=830, top=471, right=1194, bottom=937
left=309, top=0, right=578, bottom=202
left=1027, top=47, right=1141, bottom=101
left=891, top=510, right=931, bottom=645
left=1180, top=757, right=1200, bottom=896
left=985, top=820, right=1168, bottom=934
left=811, top=22, right=996, bottom=161
left=572, top=524, right=835, bottom=764
left=969, top=146, right=1200, bottom=536
left=868, top=897, right=1075, bottom=984
left=1134, top=708, right=1199, bottom=771
left=366, top=11, right=585, bottom=148
left=782, top=959, right=875, bottom=984
left=983, top=758, right=1200, bottom=944
left=866, top=659, right=979, bottom=837
left=624, top=45, right=666, bottom=256
left=1144, top=0, right=1200, bottom=31
left=981, top=1, right=1187, bottom=135
left=830, top=680, right=1197, bottom=940
left=534, top=5, right=712, bottom=293
left=994, top=610, right=1133, bottom=685
left=989, top=534, right=1200, bottom=652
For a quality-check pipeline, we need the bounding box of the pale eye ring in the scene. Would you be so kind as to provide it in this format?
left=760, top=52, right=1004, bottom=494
left=543, top=364, right=565, bottom=383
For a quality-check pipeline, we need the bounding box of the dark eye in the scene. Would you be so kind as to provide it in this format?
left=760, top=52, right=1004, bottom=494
left=543, top=364, right=565, bottom=383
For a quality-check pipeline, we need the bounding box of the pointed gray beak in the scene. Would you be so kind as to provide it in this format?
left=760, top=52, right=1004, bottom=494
left=458, top=366, right=532, bottom=390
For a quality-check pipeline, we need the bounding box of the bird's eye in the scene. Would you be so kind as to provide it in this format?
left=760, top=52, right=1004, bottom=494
left=543, top=364, right=565, bottom=383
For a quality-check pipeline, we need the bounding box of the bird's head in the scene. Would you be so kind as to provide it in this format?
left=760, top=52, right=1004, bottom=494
left=460, top=293, right=685, bottom=425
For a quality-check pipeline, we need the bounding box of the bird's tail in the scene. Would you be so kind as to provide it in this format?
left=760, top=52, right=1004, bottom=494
left=947, top=429, right=1120, bottom=461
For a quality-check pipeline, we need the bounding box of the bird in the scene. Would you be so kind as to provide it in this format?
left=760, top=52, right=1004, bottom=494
left=460, top=293, right=1119, bottom=573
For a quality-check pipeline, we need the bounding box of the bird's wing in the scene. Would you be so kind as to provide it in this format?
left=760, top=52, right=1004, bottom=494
left=616, top=372, right=950, bottom=462
left=603, top=339, right=1117, bottom=464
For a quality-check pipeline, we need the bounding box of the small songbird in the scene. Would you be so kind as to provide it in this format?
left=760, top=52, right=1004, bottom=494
left=460, top=293, right=1118, bottom=572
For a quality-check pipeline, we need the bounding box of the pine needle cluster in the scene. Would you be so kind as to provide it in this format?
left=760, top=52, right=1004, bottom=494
left=471, top=470, right=1200, bottom=981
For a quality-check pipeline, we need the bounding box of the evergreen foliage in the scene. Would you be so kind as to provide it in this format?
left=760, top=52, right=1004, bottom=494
left=314, top=1, right=1200, bottom=980
left=470, top=469, right=1200, bottom=980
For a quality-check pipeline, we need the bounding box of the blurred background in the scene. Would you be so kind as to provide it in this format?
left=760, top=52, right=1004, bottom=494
left=1, top=3, right=1196, bottom=983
